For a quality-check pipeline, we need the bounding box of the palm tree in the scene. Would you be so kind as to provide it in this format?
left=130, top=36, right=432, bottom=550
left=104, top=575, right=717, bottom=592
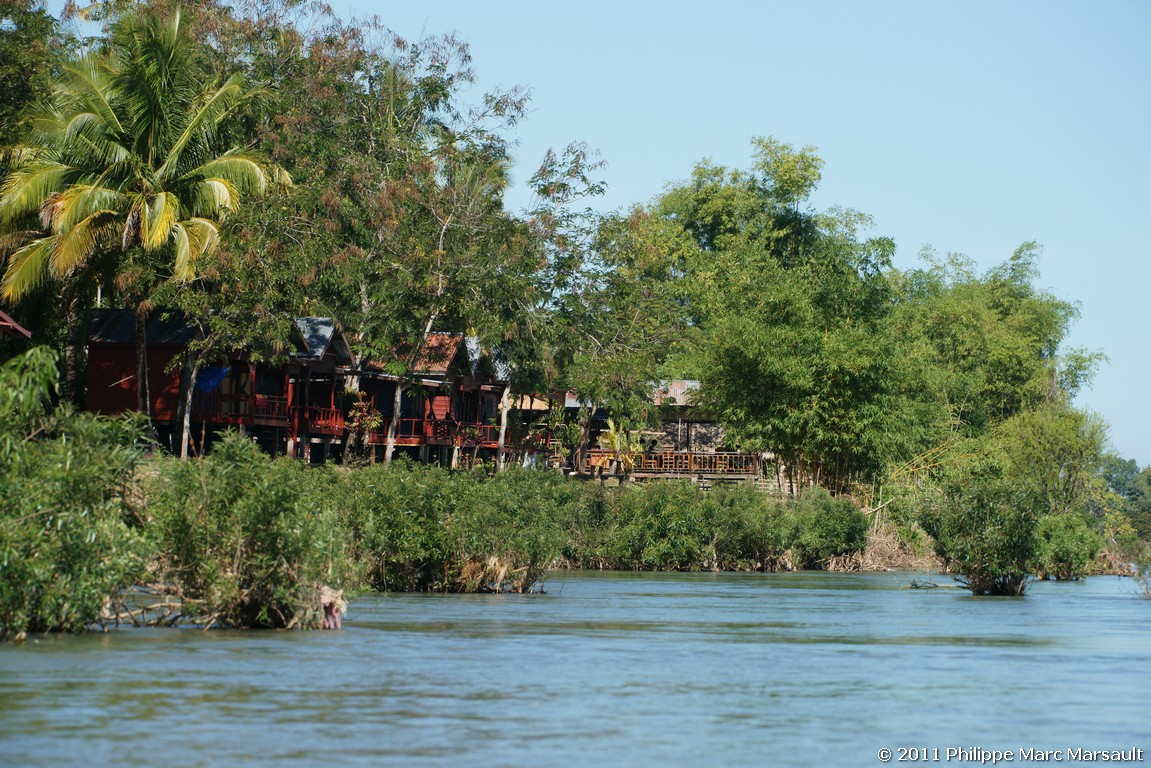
left=0, top=5, right=282, bottom=409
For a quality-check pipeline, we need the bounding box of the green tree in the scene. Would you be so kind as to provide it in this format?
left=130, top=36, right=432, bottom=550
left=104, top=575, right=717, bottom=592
left=0, top=1, right=63, bottom=148
left=0, top=5, right=279, bottom=407
left=553, top=208, right=691, bottom=472
left=656, top=138, right=904, bottom=493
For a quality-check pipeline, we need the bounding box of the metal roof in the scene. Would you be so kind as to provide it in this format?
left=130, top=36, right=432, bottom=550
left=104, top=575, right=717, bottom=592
left=88, top=310, right=351, bottom=363
left=0, top=309, right=32, bottom=339
left=87, top=309, right=197, bottom=345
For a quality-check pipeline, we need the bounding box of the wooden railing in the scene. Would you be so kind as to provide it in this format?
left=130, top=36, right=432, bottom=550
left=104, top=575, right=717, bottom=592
left=586, top=448, right=759, bottom=477
left=253, top=395, right=289, bottom=426
left=368, top=418, right=427, bottom=445
left=295, top=405, right=344, bottom=435
left=367, top=419, right=504, bottom=447
left=456, top=422, right=500, bottom=447
left=191, top=392, right=294, bottom=428
left=192, top=391, right=249, bottom=424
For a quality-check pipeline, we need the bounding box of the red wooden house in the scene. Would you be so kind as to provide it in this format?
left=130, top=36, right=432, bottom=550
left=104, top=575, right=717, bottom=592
left=86, top=310, right=352, bottom=460
left=356, top=333, right=510, bottom=466
left=85, top=312, right=515, bottom=464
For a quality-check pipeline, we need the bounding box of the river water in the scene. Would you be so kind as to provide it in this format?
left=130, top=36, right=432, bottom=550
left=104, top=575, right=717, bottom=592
left=1, top=571, right=1148, bottom=767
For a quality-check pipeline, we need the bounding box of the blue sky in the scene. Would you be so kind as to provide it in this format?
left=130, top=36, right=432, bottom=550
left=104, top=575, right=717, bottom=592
left=333, top=0, right=1148, bottom=464
left=48, top=1, right=1151, bottom=465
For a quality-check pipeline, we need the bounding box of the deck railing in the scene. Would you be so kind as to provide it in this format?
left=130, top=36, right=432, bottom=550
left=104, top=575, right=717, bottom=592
left=456, top=422, right=501, bottom=446
left=294, top=405, right=344, bottom=434
left=368, top=418, right=426, bottom=445
left=191, top=392, right=295, bottom=428
left=253, top=395, right=290, bottom=426
left=367, top=419, right=504, bottom=447
left=586, top=448, right=759, bottom=477
left=191, top=391, right=250, bottom=423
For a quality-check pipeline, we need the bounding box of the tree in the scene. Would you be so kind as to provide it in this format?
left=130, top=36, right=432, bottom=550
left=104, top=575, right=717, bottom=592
left=0, top=1, right=63, bottom=148
left=550, top=207, right=691, bottom=473
left=888, top=244, right=1094, bottom=437
left=0, top=347, right=150, bottom=639
left=0, top=5, right=280, bottom=409
left=656, top=138, right=903, bottom=493
left=187, top=6, right=531, bottom=466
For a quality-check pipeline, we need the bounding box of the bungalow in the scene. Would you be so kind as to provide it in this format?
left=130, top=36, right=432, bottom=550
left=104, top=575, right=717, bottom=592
left=356, top=333, right=510, bottom=467
left=85, top=311, right=513, bottom=465
left=563, top=380, right=760, bottom=480
left=85, top=310, right=352, bottom=460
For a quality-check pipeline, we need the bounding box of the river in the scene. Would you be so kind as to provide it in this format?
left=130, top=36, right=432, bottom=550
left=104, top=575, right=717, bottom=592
left=1, top=571, right=1148, bottom=767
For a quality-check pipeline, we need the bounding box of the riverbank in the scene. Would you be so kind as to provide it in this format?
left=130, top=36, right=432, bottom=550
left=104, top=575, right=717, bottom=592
left=3, top=430, right=1142, bottom=639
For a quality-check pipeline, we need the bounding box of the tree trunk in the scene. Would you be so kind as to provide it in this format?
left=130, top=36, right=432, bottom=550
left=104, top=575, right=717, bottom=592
left=495, top=383, right=510, bottom=472
left=575, top=404, right=591, bottom=475
left=384, top=382, right=403, bottom=465
left=135, top=311, right=149, bottom=416
left=62, top=292, right=87, bottom=407
left=179, top=357, right=200, bottom=459
left=384, top=308, right=441, bottom=467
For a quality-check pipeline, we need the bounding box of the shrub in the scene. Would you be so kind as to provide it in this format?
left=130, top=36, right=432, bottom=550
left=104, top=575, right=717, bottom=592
left=791, top=487, right=869, bottom=569
left=147, top=433, right=354, bottom=628
left=604, top=481, right=706, bottom=570
left=1, top=348, right=151, bottom=640
left=1034, top=513, right=1103, bottom=581
left=930, top=479, right=1039, bottom=596
left=701, top=483, right=796, bottom=571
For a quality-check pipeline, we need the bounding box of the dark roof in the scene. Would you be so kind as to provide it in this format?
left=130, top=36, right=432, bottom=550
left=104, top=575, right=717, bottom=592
left=0, top=309, right=32, bottom=339
left=89, top=310, right=351, bottom=363
left=294, top=317, right=336, bottom=363
left=88, top=309, right=196, bottom=345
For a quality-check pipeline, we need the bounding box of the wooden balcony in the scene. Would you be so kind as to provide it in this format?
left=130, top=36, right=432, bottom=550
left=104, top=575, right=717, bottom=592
left=254, top=395, right=290, bottom=427
left=367, top=419, right=505, bottom=448
left=192, top=392, right=250, bottom=425
left=295, top=405, right=344, bottom=436
left=191, top=392, right=293, bottom=429
left=368, top=418, right=427, bottom=447
left=456, top=422, right=501, bottom=448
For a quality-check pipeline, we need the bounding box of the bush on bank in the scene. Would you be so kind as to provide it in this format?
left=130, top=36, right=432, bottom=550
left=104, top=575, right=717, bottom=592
left=145, top=434, right=356, bottom=628
left=0, top=349, right=152, bottom=640
left=11, top=418, right=1134, bottom=636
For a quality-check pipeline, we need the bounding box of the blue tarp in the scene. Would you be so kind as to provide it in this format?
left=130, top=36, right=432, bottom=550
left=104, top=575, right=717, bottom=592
left=195, top=366, right=230, bottom=392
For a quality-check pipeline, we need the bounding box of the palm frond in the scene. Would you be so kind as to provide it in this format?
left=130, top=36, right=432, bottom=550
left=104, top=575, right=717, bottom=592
left=61, top=112, right=130, bottom=170
left=187, top=178, right=238, bottom=218
left=142, top=191, right=179, bottom=252
left=49, top=214, right=114, bottom=277
left=157, top=74, right=248, bottom=181
left=57, top=57, right=125, bottom=138
left=184, top=151, right=270, bottom=197
left=170, top=217, right=219, bottom=282
left=0, top=161, right=76, bottom=225
left=1, top=236, right=56, bottom=301
left=45, top=184, right=122, bottom=235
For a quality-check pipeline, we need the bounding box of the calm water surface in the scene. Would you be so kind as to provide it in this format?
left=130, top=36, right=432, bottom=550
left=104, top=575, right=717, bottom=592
left=1, top=571, right=1148, bottom=767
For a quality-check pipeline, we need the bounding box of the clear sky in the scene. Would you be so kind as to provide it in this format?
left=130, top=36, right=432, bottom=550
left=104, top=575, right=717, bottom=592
left=47, top=0, right=1151, bottom=465
left=330, top=0, right=1149, bottom=465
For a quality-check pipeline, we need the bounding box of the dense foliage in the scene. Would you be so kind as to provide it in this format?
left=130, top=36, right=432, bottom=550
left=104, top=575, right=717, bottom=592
left=0, top=348, right=150, bottom=639
left=1, top=0, right=1147, bottom=622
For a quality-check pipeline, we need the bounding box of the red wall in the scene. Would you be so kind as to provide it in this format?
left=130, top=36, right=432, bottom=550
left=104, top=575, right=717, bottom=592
left=87, top=345, right=182, bottom=420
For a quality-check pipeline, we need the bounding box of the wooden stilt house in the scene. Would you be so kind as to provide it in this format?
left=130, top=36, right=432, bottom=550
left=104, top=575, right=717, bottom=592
left=356, top=333, right=510, bottom=467
left=85, top=310, right=352, bottom=459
